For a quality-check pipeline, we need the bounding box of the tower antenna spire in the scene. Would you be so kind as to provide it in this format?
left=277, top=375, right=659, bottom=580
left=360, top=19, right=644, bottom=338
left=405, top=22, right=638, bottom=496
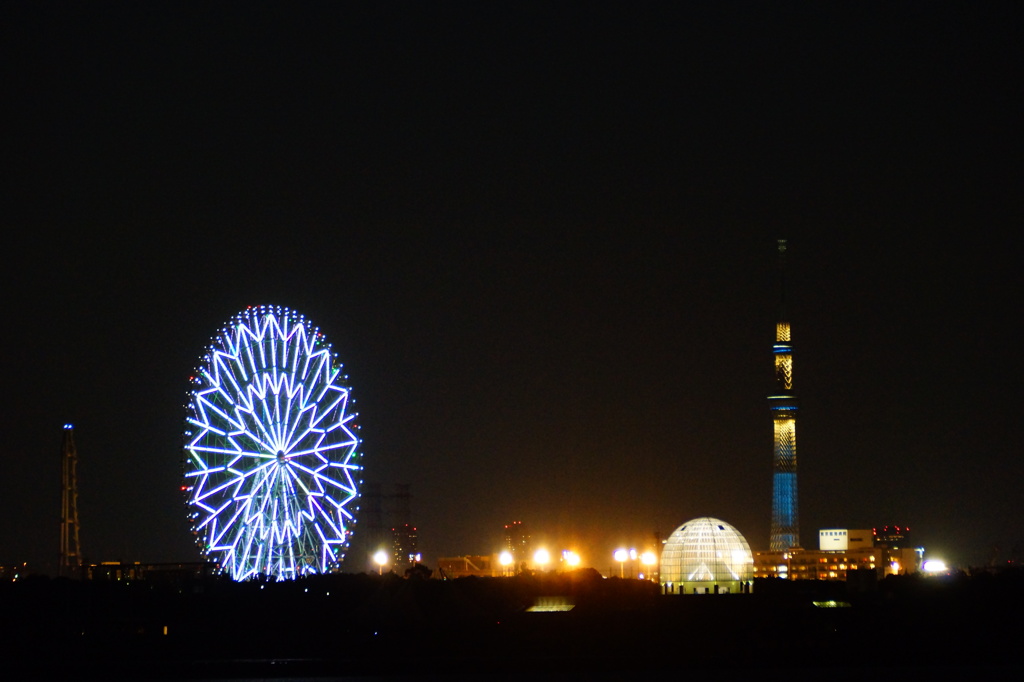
left=768, top=240, right=799, bottom=551
left=777, top=238, right=788, bottom=322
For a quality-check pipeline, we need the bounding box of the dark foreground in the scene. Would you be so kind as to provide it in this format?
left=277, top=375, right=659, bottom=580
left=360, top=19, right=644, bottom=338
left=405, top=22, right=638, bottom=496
left=2, top=568, right=1022, bottom=679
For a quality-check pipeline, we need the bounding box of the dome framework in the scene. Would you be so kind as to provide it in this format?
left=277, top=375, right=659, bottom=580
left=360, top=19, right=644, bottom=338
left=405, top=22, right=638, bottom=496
left=659, top=517, right=753, bottom=594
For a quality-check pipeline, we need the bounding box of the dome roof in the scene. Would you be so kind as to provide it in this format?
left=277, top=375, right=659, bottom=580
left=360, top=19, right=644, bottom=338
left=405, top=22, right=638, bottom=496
left=660, top=517, right=753, bottom=588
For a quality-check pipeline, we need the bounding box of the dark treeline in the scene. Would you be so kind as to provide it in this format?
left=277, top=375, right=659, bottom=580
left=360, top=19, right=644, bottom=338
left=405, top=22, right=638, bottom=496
left=2, top=567, right=1023, bottom=679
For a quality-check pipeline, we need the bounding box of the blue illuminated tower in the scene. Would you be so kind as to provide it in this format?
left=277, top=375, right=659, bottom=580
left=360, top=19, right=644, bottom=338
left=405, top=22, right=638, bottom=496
left=768, top=239, right=799, bottom=550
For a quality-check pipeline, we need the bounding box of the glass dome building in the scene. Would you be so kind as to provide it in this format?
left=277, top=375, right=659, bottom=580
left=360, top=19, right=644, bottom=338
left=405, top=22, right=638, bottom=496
left=660, top=517, right=754, bottom=594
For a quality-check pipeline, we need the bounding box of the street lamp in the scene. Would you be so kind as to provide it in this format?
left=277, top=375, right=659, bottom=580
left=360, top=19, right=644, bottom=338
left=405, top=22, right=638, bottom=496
left=640, top=551, right=657, bottom=580
left=373, top=549, right=389, bottom=575
left=614, top=548, right=629, bottom=577
left=562, top=550, right=580, bottom=568
left=533, top=548, right=550, bottom=571
left=499, top=550, right=514, bottom=576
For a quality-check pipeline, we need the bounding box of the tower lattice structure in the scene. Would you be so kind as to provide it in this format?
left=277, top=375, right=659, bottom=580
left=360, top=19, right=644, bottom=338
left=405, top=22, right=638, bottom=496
left=59, top=424, right=83, bottom=577
left=768, top=240, right=799, bottom=551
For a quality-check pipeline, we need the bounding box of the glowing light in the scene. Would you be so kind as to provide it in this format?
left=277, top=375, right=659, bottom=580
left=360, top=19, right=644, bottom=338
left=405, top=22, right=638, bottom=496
left=640, top=551, right=657, bottom=566
left=533, top=548, right=551, bottom=567
left=498, top=551, right=513, bottom=566
left=526, top=596, right=574, bottom=612
left=923, top=559, right=948, bottom=573
left=373, top=549, right=389, bottom=573
left=562, top=550, right=581, bottom=567
left=184, top=306, right=361, bottom=581
left=613, top=548, right=630, bottom=578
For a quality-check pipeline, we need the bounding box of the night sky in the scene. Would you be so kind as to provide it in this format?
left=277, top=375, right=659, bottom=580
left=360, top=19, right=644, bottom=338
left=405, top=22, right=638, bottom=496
left=2, top=3, right=1021, bottom=573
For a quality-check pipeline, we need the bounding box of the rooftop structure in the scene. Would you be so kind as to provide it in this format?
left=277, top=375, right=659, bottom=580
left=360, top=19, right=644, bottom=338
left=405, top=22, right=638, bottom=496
left=874, top=525, right=912, bottom=548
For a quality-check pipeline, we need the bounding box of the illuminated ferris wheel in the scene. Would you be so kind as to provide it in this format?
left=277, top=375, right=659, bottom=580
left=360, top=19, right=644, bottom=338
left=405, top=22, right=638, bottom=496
left=183, top=305, right=361, bottom=580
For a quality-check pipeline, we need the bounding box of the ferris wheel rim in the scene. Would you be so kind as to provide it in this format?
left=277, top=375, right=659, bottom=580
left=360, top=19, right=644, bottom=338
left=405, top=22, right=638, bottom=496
left=182, top=304, right=361, bottom=581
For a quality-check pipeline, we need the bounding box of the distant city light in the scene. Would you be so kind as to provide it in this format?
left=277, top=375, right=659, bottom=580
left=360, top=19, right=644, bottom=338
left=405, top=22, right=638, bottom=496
left=923, top=559, right=948, bottom=573
left=533, top=548, right=551, bottom=567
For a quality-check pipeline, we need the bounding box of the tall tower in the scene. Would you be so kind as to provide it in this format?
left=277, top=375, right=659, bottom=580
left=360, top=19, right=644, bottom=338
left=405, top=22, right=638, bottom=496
left=389, top=484, right=418, bottom=572
left=59, top=424, right=83, bottom=577
left=768, top=240, right=799, bottom=551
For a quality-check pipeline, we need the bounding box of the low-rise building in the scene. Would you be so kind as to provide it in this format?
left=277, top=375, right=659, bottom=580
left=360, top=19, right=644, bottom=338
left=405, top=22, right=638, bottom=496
left=753, top=527, right=922, bottom=581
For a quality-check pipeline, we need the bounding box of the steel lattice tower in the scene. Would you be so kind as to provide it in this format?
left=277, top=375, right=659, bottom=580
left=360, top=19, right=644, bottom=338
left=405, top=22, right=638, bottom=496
left=59, top=424, right=83, bottom=577
left=768, top=240, right=799, bottom=551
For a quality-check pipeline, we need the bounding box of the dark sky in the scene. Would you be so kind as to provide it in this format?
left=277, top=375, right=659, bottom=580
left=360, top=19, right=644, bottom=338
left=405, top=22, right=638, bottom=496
left=2, top=2, right=1021, bottom=573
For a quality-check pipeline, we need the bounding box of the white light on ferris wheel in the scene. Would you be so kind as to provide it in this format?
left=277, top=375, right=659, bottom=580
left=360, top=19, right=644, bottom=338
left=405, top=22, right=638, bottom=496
left=183, top=305, right=362, bottom=581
